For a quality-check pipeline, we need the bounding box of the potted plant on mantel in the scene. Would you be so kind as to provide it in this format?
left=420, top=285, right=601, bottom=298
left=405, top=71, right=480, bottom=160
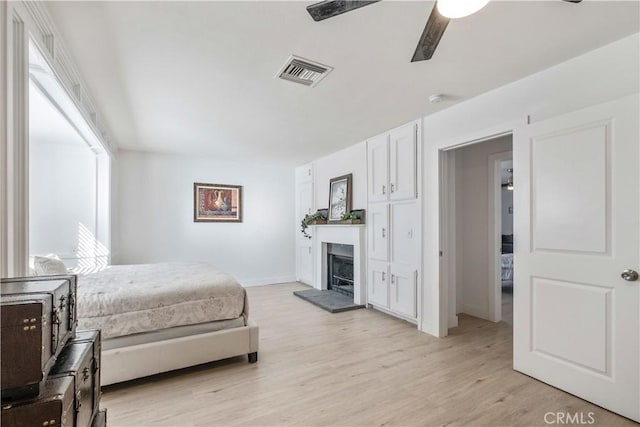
left=338, top=211, right=361, bottom=224
left=300, top=211, right=327, bottom=239
left=301, top=210, right=366, bottom=238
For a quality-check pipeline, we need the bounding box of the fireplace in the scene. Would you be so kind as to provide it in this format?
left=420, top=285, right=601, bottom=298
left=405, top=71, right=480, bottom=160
left=326, top=243, right=354, bottom=298
left=313, top=224, right=365, bottom=304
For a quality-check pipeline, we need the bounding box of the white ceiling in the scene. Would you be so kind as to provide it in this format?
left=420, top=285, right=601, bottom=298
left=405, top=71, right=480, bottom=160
left=46, top=1, right=639, bottom=165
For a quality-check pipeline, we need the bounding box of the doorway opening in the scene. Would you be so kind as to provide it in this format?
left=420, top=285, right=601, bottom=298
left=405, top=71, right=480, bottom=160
left=441, top=134, right=513, bottom=329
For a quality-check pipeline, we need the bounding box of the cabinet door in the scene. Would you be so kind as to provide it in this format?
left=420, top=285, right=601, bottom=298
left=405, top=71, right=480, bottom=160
left=389, top=265, right=417, bottom=318
left=390, top=201, right=417, bottom=266
left=389, top=123, right=417, bottom=201
left=297, top=244, right=314, bottom=285
left=296, top=163, right=313, bottom=183
left=367, top=203, right=389, bottom=261
left=368, top=260, right=389, bottom=308
left=367, top=134, right=389, bottom=202
left=297, top=181, right=314, bottom=239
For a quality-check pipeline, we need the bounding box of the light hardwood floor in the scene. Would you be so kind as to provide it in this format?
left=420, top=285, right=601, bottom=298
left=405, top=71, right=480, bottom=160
left=502, top=289, right=513, bottom=325
left=102, top=283, right=636, bottom=427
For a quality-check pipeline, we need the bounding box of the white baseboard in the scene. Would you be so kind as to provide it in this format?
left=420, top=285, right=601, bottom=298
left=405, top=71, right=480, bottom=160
left=461, top=304, right=490, bottom=321
left=240, top=275, right=297, bottom=287
left=448, top=315, right=459, bottom=328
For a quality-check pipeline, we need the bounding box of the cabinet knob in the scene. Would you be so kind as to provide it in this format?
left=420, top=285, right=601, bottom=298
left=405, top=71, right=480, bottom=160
left=382, top=272, right=386, bottom=281
left=382, top=228, right=386, bottom=238
left=621, top=269, right=639, bottom=282
left=391, top=274, right=395, bottom=284
left=382, top=185, right=386, bottom=195
left=390, top=183, right=395, bottom=193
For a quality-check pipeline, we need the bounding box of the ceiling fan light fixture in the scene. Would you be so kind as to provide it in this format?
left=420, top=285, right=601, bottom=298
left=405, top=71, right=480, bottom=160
left=437, top=0, right=490, bottom=19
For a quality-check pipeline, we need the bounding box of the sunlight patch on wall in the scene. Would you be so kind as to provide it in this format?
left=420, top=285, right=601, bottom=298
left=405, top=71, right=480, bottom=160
left=71, top=222, right=109, bottom=274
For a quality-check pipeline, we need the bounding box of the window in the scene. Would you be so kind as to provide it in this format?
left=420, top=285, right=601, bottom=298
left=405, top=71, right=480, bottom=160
left=28, top=41, right=111, bottom=273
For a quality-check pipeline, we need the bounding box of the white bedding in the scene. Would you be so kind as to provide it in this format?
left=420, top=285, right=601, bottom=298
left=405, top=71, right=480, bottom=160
left=76, top=262, right=247, bottom=340
left=501, top=253, right=514, bottom=281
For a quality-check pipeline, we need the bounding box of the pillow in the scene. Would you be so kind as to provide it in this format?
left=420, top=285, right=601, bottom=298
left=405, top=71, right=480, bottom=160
left=31, top=254, right=69, bottom=276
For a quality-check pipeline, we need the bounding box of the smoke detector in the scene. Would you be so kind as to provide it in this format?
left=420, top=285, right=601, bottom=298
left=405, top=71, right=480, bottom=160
left=429, top=94, right=447, bottom=104
left=276, top=55, right=333, bottom=87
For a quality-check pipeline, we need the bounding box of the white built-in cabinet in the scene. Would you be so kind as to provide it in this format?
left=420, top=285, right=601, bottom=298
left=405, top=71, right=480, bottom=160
left=367, top=203, right=389, bottom=261
left=295, top=163, right=314, bottom=285
left=368, top=126, right=417, bottom=203
left=366, top=121, right=419, bottom=322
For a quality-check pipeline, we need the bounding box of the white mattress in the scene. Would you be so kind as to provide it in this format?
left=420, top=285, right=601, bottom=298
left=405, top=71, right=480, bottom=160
left=501, top=254, right=514, bottom=281
left=76, top=262, right=247, bottom=340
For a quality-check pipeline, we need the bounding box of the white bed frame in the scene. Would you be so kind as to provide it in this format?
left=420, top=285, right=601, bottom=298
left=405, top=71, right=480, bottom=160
left=101, top=320, right=259, bottom=385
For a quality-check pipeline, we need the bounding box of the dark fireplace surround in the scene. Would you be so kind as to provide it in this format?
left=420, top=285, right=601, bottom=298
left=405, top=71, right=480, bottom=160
left=326, top=243, right=355, bottom=298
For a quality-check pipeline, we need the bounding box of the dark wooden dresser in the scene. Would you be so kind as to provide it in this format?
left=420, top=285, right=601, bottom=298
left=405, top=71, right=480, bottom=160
left=1, top=275, right=107, bottom=427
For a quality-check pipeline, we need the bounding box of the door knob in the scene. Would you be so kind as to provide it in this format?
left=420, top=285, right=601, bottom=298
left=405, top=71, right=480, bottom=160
left=621, top=269, right=639, bottom=282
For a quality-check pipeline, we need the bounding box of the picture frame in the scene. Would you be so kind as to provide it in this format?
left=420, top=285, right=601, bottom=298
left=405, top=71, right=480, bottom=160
left=327, top=174, right=352, bottom=223
left=193, top=182, right=243, bottom=223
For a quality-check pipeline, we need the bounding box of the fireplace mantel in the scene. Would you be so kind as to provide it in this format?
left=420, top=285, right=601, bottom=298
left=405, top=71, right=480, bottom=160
left=311, top=224, right=366, bottom=305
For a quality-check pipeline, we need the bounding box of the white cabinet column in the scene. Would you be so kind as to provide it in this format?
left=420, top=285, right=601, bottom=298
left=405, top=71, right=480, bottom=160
left=366, top=120, right=421, bottom=324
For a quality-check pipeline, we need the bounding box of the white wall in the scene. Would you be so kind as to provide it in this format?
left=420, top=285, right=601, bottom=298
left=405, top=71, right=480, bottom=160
left=454, top=135, right=512, bottom=319
left=313, top=142, right=367, bottom=211
left=116, top=150, right=296, bottom=285
left=422, top=33, right=640, bottom=337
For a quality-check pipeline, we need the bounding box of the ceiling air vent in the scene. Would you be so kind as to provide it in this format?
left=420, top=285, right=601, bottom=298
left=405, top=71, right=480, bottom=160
left=276, top=55, right=333, bottom=87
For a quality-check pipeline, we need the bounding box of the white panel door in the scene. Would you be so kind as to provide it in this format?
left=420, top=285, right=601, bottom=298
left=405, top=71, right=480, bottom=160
left=297, top=244, right=313, bottom=285
left=367, top=134, right=389, bottom=203
left=390, top=265, right=417, bottom=318
left=390, top=201, right=417, bottom=266
left=368, top=260, right=389, bottom=308
left=367, top=203, right=389, bottom=261
left=297, top=181, right=313, bottom=239
left=389, top=123, right=417, bottom=201
left=295, top=163, right=313, bottom=183
left=514, top=95, right=639, bottom=422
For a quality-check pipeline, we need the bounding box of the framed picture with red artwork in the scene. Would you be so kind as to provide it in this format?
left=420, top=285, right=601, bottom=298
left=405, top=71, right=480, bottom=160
left=193, top=182, right=243, bottom=223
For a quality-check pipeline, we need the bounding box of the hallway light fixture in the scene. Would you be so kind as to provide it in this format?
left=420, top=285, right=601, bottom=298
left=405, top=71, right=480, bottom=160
left=507, top=168, right=514, bottom=191
left=437, top=0, right=491, bottom=19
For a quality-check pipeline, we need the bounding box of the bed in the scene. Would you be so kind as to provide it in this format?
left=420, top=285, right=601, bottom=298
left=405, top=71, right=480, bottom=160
left=501, top=253, right=513, bottom=282
left=501, top=234, right=514, bottom=289
left=76, top=262, right=259, bottom=385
